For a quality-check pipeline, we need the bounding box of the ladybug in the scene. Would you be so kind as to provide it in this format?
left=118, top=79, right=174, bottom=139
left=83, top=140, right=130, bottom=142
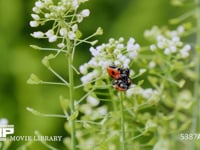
left=107, top=65, right=122, bottom=80
left=107, top=65, right=129, bottom=80
left=120, top=68, right=130, bottom=79
left=112, top=78, right=131, bottom=91
left=107, top=65, right=131, bottom=91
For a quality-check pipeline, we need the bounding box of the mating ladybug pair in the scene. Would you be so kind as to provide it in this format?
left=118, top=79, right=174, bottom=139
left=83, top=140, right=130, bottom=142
left=107, top=65, right=131, bottom=91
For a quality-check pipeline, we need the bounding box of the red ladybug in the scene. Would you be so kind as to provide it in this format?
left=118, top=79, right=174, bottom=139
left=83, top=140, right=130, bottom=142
left=107, top=65, right=122, bottom=80
left=112, top=78, right=131, bottom=91
left=107, top=65, right=130, bottom=79
left=107, top=65, right=131, bottom=91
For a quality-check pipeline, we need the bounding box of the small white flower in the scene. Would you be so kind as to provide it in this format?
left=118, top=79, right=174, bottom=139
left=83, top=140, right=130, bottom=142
left=77, top=14, right=83, bottom=23
left=177, top=26, right=184, bottom=34
left=44, top=13, right=50, bottom=18
left=134, top=43, right=140, bottom=50
left=44, top=0, right=52, bottom=4
left=35, top=1, right=44, bottom=8
left=57, top=6, right=65, bottom=11
left=87, top=96, right=100, bottom=107
left=150, top=44, right=156, bottom=51
left=164, top=48, right=170, bottom=55
left=170, top=31, right=178, bottom=37
left=90, top=47, right=99, bottom=56
left=129, top=51, right=138, bottom=59
left=183, top=44, right=191, bottom=51
left=80, top=76, right=87, bottom=84
left=172, top=36, right=180, bottom=42
left=79, top=64, right=88, bottom=74
left=119, top=37, right=124, bottom=42
left=96, top=45, right=105, bottom=51
left=68, top=31, right=76, bottom=40
left=180, top=50, right=189, bottom=58
left=72, top=24, right=78, bottom=32
left=180, top=45, right=191, bottom=58
left=97, top=106, right=107, bottom=116
left=109, top=38, right=115, bottom=43
left=80, top=9, right=90, bottom=17
left=139, top=68, right=146, bottom=74
left=31, top=14, right=40, bottom=20
left=0, top=118, right=8, bottom=125
left=157, top=41, right=165, bottom=49
left=149, top=61, right=156, bottom=68
left=59, top=28, right=68, bottom=36
left=157, top=35, right=164, bottom=42
left=88, top=58, right=98, bottom=66
left=123, top=62, right=130, bottom=68
left=126, top=85, right=136, bottom=97
left=119, top=55, right=127, bottom=62
left=170, top=46, right=177, bottom=53
left=31, top=31, right=44, bottom=38
left=81, top=104, right=92, bottom=115
left=45, top=29, right=54, bottom=37
left=127, top=37, right=135, bottom=51
left=128, top=37, right=135, bottom=45
left=30, top=21, right=39, bottom=27
left=117, top=53, right=123, bottom=59
left=72, top=0, right=79, bottom=9
left=114, top=60, right=121, bottom=66
left=57, top=43, right=65, bottom=48
left=142, top=88, right=154, bottom=99
left=32, top=7, right=40, bottom=13
left=48, top=35, right=57, bottom=42
left=116, top=44, right=124, bottom=49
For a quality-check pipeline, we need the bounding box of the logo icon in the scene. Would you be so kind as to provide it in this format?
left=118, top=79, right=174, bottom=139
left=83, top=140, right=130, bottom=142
left=0, top=125, right=14, bottom=141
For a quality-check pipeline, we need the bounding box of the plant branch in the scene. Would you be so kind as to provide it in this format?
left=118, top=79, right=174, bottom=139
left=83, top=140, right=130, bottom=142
left=67, top=39, right=77, bottom=150
left=119, top=92, right=126, bottom=150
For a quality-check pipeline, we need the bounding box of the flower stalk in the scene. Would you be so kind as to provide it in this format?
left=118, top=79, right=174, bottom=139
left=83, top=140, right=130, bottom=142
left=67, top=39, right=76, bottom=150
left=119, top=92, right=126, bottom=150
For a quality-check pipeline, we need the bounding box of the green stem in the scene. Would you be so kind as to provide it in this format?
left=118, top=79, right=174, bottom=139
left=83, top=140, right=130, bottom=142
left=107, top=78, right=117, bottom=111
left=67, top=40, right=76, bottom=150
left=192, top=0, right=200, bottom=149
left=119, top=92, right=126, bottom=150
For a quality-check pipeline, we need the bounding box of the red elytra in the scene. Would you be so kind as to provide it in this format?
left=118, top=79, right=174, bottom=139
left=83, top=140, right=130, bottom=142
left=107, top=66, right=121, bottom=80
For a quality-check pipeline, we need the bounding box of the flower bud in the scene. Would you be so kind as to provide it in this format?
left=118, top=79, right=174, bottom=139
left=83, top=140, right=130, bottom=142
left=27, top=74, right=42, bottom=84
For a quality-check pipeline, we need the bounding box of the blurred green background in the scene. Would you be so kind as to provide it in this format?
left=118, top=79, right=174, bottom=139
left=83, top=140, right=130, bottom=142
left=0, top=0, right=191, bottom=149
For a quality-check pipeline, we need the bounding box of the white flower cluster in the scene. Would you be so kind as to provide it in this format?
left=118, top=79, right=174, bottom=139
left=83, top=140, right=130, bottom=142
left=79, top=94, right=107, bottom=120
left=144, top=26, right=191, bottom=58
left=126, top=84, right=160, bottom=103
left=79, top=37, right=140, bottom=84
left=30, top=0, right=90, bottom=45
